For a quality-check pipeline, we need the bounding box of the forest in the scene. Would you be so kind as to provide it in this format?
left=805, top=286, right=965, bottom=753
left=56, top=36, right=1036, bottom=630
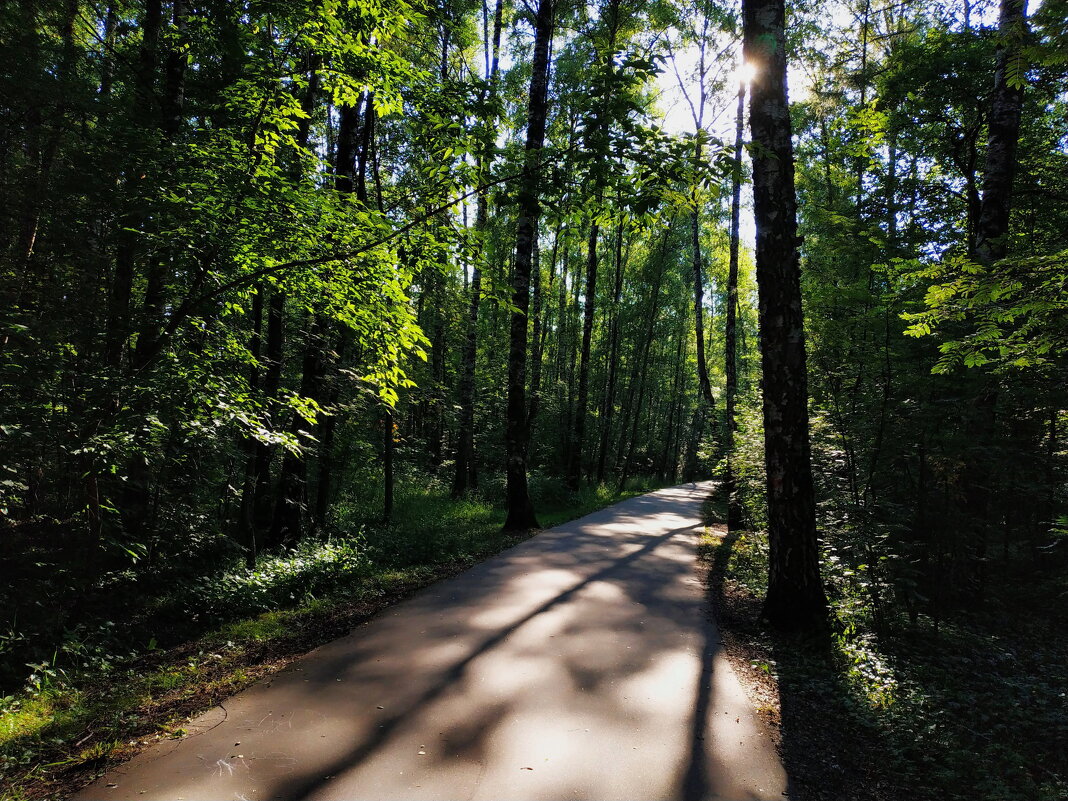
left=0, top=0, right=1066, bottom=798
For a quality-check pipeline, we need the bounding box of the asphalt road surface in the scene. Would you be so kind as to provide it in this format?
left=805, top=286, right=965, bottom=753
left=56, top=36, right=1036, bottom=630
left=77, top=481, right=787, bottom=800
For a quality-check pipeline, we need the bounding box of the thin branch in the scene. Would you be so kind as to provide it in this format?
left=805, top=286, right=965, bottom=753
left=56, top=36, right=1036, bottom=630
left=160, top=145, right=580, bottom=346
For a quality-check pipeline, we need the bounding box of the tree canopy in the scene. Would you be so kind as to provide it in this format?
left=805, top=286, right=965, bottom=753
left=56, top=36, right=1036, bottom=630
left=1, top=0, right=1066, bottom=795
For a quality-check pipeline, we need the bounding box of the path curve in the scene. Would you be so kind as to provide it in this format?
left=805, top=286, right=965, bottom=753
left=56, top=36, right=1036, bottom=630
left=78, top=482, right=786, bottom=800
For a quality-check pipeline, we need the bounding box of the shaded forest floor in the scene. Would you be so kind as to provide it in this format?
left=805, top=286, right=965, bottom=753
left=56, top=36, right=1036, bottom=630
left=0, top=474, right=665, bottom=801
left=700, top=489, right=1068, bottom=801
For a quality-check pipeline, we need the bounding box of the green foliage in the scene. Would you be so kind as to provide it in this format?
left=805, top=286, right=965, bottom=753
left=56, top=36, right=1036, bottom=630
left=900, top=250, right=1068, bottom=372
left=714, top=489, right=1068, bottom=800
left=161, top=537, right=371, bottom=626
left=730, top=390, right=769, bottom=531
left=1, top=0, right=1066, bottom=797
left=718, top=528, right=769, bottom=595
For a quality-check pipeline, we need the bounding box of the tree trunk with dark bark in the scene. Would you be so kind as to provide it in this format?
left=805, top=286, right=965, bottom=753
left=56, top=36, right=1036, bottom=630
left=132, top=0, right=193, bottom=371
left=503, top=0, right=554, bottom=531
left=311, top=92, right=364, bottom=525
left=252, top=287, right=284, bottom=534
left=974, top=0, right=1027, bottom=266
left=452, top=245, right=482, bottom=496
left=960, top=0, right=1027, bottom=597
left=691, top=141, right=716, bottom=412
left=596, top=217, right=626, bottom=482
left=428, top=271, right=446, bottom=469
left=724, top=80, right=746, bottom=532
left=617, top=236, right=668, bottom=491
left=267, top=318, right=323, bottom=548
left=744, top=0, right=828, bottom=630
left=237, top=286, right=263, bottom=566
left=658, top=332, right=686, bottom=479
left=567, top=219, right=599, bottom=489
left=314, top=335, right=343, bottom=530
left=383, top=408, right=394, bottom=523
left=528, top=223, right=558, bottom=446
left=453, top=0, right=505, bottom=497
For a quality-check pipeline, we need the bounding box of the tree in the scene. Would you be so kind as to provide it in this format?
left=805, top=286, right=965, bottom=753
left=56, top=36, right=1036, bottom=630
left=453, top=0, right=506, bottom=498
left=743, top=0, right=828, bottom=629
left=665, top=2, right=724, bottom=416
left=724, top=73, right=747, bottom=532
left=974, top=0, right=1028, bottom=266
left=503, top=0, right=555, bottom=531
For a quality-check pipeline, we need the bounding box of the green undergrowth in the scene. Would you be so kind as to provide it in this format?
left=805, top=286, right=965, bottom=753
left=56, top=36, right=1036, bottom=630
left=0, top=473, right=664, bottom=800
left=702, top=491, right=1068, bottom=801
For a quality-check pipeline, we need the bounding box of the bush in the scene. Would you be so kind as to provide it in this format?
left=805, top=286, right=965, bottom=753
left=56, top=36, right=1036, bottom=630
left=158, top=536, right=371, bottom=627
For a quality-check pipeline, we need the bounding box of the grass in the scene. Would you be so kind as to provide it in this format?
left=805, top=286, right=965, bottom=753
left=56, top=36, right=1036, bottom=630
left=0, top=473, right=665, bottom=801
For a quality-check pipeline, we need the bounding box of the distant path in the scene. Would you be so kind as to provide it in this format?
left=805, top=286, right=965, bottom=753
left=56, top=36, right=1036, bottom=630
left=78, top=482, right=786, bottom=800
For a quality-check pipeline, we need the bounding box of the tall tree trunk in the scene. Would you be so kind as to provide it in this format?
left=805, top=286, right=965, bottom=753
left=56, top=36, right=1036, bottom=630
left=596, top=216, right=626, bottom=482
left=744, top=0, right=828, bottom=630
left=724, top=80, right=746, bottom=532
left=566, top=218, right=599, bottom=488
left=314, top=335, right=343, bottom=530
left=311, top=91, right=363, bottom=524
left=564, top=10, right=619, bottom=487
left=562, top=252, right=581, bottom=469
left=683, top=405, right=704, bottom=482
left=691, top=139, right=716, bottom=410
left=616, top=237, right=668, bottom=490
left=258, top=58, right=330, bottom=542
left=617, top=349, right=652, bottom=493
left=383, top=408, right=394, bottom=523
left=503, top=0, right=554, bottom=531
left=12, top=0, right=76, bottom=282
left=452, top=244, right=483, bottom=496
left=105, top=0, right=162, bottom=367
left=964, top=160, right=982, bottom=256
left=429, top=271, right=446, bottom=468
left=658, top=332, right=686, bottom=479
left=974, top=0, right=1027, bottom=266
left=356, top=92, right=374, bottom=204
left=886, top=135, right=899, bottom=251
left=268, top=318, right=323, bottom=548
left=960, top=0, right=1028, bottom=597
left=162, top=0, right=187, bottom=139
left=253, top=287, right=284, bottom=533
left=854, top=0, right=871, bottom=212
left=453, top=0, right=505, bottom=497
left=361, top=101, right=397, bottom=521
left=552, top=230, right=571, bottom=463
left=132, top=0, right=192, bottom=371
left=99, top=3, right=118, bottom=105
left=109, top=0, right=170, bottom=538
left=237, top=286, right=264, bottom=566
left=335, top=97, right=362, bottom=196
left=528, top=223, right=559, bottom=445
left=250, top=59, right=323, bottom=542
left=671, top=352, right=689, bottom=482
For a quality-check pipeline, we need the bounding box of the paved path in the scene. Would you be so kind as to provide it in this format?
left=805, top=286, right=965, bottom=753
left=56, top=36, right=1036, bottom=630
left=78, top=482, right=786, bottom=800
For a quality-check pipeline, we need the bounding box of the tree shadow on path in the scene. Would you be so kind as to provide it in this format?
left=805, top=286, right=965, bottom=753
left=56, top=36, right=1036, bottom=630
left=273, top=520, right=737, bottom=801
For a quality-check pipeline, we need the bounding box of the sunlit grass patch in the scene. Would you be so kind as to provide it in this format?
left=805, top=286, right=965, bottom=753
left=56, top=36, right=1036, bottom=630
left=696, top=527, right=723, bottom=562
left=144, top=669, right=186, bottom=692
left=215, top=613, right=289, bottom=645
left=718, top=530, right=769, bottom=595
left=0, top=691, right=64, bottom=750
